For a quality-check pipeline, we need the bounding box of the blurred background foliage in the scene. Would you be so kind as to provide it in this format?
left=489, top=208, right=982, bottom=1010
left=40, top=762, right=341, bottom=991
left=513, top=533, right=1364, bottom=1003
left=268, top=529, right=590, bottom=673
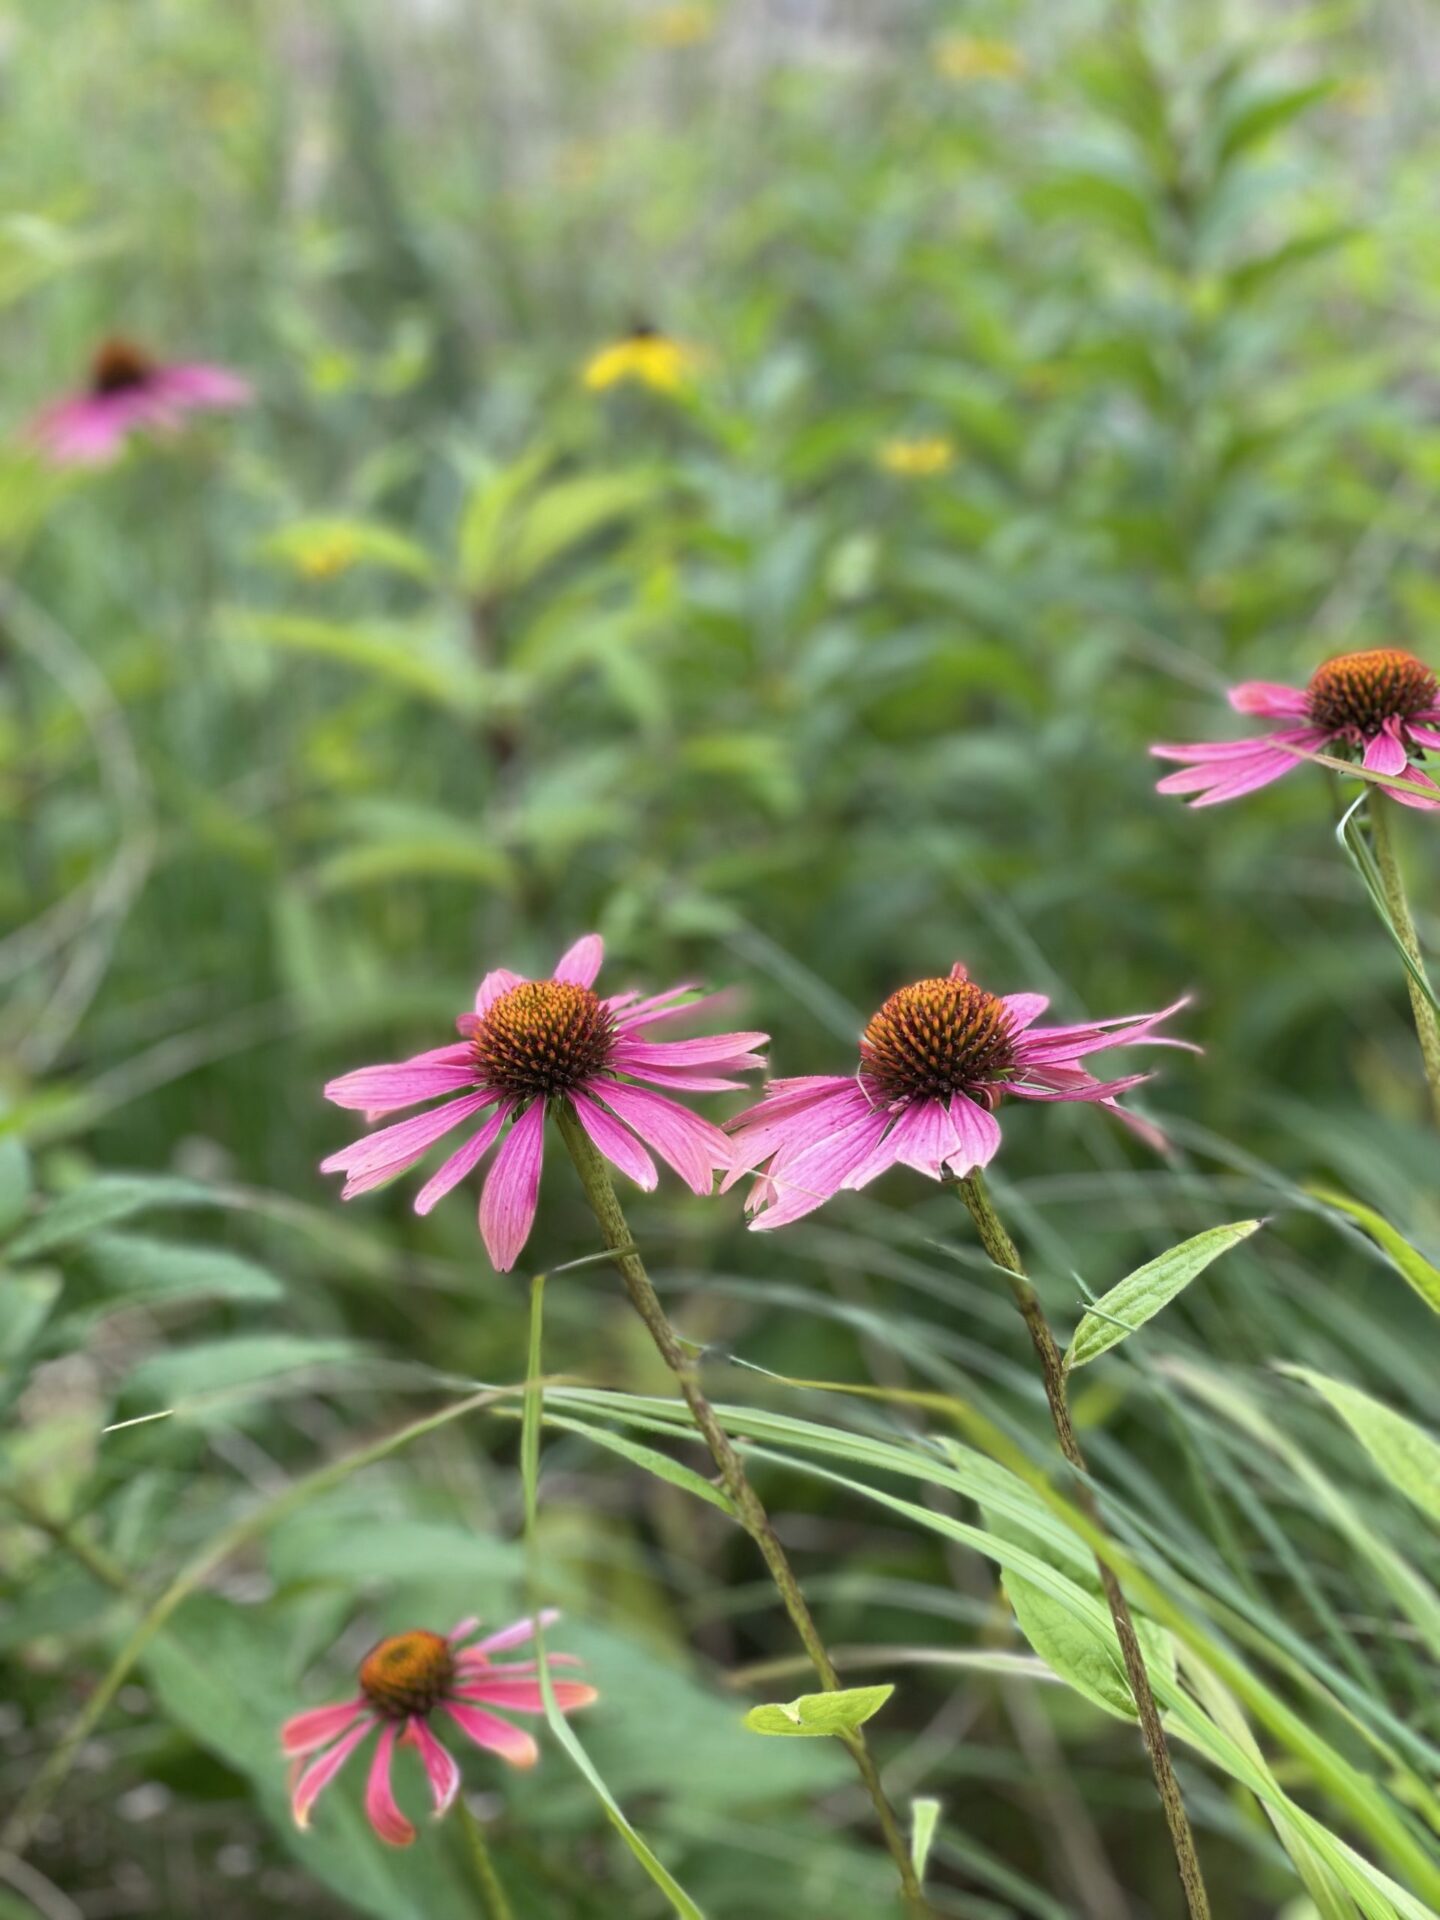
left=1, top=1, right=1438, bottom=1916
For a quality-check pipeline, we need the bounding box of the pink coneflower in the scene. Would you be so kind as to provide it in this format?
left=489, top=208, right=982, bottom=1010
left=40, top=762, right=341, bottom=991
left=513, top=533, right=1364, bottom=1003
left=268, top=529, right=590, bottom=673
left=283, top=1612, right=596, bottom=1846
left=1151, top=648, right=1440, bottom=811
left=322, top=933, right=765, bottom=1271
left=30, top=336, right=251, bottom=466
left=724, top=963, right=1189, bottom=1230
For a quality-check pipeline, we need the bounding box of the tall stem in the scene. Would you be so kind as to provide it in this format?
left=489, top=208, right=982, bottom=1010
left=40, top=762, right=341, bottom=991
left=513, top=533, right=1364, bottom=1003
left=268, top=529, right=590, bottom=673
left=457, top=1799, right=516, bottom=1920
left=1365, top=788, right=1440, bottom=1125
left=554, top=1105, right=931, bottom=1917
left=953, top=1171, right=1213, bottom=1920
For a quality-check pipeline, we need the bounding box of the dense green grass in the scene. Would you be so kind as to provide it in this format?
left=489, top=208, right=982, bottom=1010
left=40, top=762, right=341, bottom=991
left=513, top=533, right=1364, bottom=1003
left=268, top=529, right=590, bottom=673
left=2, top=4, right=1438, bottom=1916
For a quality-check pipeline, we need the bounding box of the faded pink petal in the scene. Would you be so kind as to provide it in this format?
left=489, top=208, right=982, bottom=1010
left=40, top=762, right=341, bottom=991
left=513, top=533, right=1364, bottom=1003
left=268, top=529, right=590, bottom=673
left=1002, top=993, right=1049, bottom=1030
left=569, top=1089, right=658, bottom=1190
left=1363, top=719, right=1409, bottom=777
left=321, top=1091, right=499, bottom=1198
left=447, top=1615, right=483, bottom=1644
left=443, top=1702, right=539, bottom=1770
left=150, top=362, right=252, bottom=408
left=467, top=1610, right=560, bottom=1656
left=282, top=1698, right=369, bottom=1757
left=455, top=1678, right=598, bottom=1714
left=1406, top=721, right=1440, bottom=750
left=365, top=1726, right=415, bottom=1847
left=750, top=1104, right=893, bottom=1229
left=723, top=1082, right=875, bottom=1193
left=1228, top=680, right=1308, bottom=716
left=1005, top=1067, right=1154, bottom=1102
left=553, top=933, right=604, bottom=987
left=414, top=1101, right=515, bottom=1214
left=292, top=1719, right=375, bottom=1829
left=475, top=968, right=525, bottom=1016
left=403, top=1718, right=461, bottom=1819
left=612, top=1033, right=767, bottom=1068
left=324, top=1045, right=477, bottom=1116
left=1386, top=764, right=1440, bottom=811
left=1016, top=997, right=1192, bottom=1067
left=599, top=1081, right=731, bottom=1194
left=478, top=1101, right=546, bottom=1271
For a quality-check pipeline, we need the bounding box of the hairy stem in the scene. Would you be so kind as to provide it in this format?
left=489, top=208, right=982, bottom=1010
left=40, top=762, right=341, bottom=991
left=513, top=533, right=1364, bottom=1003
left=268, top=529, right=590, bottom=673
left=953, top=1171, right=1213, bottom=1920
left=1365, top=787, right=1440, bottom=1126
left=457, top=1799, right=516, bottom=1920
left=555, top=1104, right=931, bottom=1916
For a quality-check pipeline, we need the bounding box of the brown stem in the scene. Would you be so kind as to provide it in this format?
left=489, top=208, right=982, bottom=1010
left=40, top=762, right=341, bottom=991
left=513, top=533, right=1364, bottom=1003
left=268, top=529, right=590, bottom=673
left=555, top=1104, right=931, bottom=1916
left=1365, top=787, right=1440, bottom=1126
left=954, top=1171, right=1213, bottom=1920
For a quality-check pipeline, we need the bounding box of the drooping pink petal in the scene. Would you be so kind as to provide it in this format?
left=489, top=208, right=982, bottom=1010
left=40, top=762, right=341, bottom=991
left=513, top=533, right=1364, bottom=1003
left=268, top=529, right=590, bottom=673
left=1016, top=997, right=1192, bottom=1067
left=1406, top=721, right=1440, bottom=750
left=1150, top=735, right=1288, bottom=764
left=467, top=1610, right=559, bottom=1656
left=292, top=1718, right=376, bottom=1829
left=946, top=1092, right=1004, bottom=1174
left=282, top=1698, right=370, bottom=1757
left=611, top=1033, right=768, bottom=1068
left=856, top=1095, right=960, bottom=1181
left=552, top=933, right=604, bottom=987
left=1001, top=993, right=1049, bottom=1031
left=1385, top=764, right=1440, bottom=811
left=1228, top=680, right=1309, bottom=717
left=403, top=1718, right=461, bottom=1819
left=324, top=1045, right=477, bottom=1116
left=1100, top=1098, right=1171, bottom=1155
left=475, top=969, right=525, bottom=1016
left=1004, top=1067, right=1154, bottom=1102
left=1156, top=747, right=1306, bottom=804
left=454, top=1678, right=598, bottom=1714
left=321, top=1092, right=499, bottom=1198
left=749, top=1104, right=894, bottom=1229
left=569, top=1089, right=658, bottom=1190
left=478, top=1101, right=546, bottom=1271
left=597, top=1081, right=730, bottom=1194
left=722, top=1083, right=875, bottom=1192
left=1363, top=719, right=1409, bottom=777
left=413, top=1101, right=515, bottom=1214
left=365, top=1725, right=416, bottom=1847
left=442, top=1702, right=539, bottom=1770
left=149, top=362, right=252, bottom=409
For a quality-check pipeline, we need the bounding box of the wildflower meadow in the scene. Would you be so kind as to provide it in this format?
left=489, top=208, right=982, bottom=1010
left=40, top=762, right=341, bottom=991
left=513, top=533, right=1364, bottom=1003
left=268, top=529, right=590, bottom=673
left=3, top=4, right=1439, bottom=1918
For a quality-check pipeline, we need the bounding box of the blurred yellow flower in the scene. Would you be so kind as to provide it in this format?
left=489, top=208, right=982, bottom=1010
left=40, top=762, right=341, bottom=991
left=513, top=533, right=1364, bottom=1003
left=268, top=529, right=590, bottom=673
left=932, top=35, right=1024, bottom=81
left=878, top=435, right=956, bottom=477
left=295, top=532, right=360, bottom=580
left=583, top=329, right=703, bottom=394
left=645, top=4, right=715, bottom=48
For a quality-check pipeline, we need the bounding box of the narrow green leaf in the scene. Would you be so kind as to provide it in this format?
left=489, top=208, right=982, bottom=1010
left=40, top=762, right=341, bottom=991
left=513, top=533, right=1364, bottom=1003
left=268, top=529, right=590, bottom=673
left=0, top=1272, right=60, bottom=1367
left=1307, top=1188, right=1440, bottom=1315
left=0, top=1136, right=32, bottom=1238
left=79, top=1232, right=284, bottom=1307
left=8, top=1174, right=218, bottom=1260
left=519, top=1278, right=705, bottom=1920
left=539, top=1411, right=736, bottom=1515
left=1279, top=1367, right=1440, bottom=1528
left=744, top=1684, right=894, bottom=1739
left=1066, top=1219, right=1262, bottom=1369
left=222, top=609, right=490, bottom=714
left=910, top=1798, right=940, bottom=1883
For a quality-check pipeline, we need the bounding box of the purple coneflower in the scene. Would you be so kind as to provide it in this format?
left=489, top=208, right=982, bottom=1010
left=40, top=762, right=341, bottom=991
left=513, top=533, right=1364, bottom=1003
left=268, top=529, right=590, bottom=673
left=724, top=962, right=1189, bottom=1229
left=321, top=933, right=765, bottom=1271
left=283, top=1612, right=595, bottom=1846
left=1151, top=648, right=1440, bottom=810
left=30, top=337, right=251, bottom=466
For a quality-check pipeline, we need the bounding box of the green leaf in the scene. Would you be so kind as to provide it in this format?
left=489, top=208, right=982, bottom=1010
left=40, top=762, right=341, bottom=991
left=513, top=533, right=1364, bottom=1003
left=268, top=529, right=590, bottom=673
left=744, top=1684, right=895, bottom=1739
left=540, top=1411, right=736, bottom=1515
left=1214, top=79, right=1336, bottom=169
left=258, top=515, right=436, bottom=584
left=7, top=1174, right=220, bottom=1260
left=121, top=1336, right=365, bottom=1415
left=0, top=1272, right=60, bottom=1368
left=1066, top=1220, right=1263, bottom=1369
left=469, top=471, right=663, bottom=596
left=1279, top=1367, right=1440, bottom=1528
left=0, top=1136, right=32, bottom=1238
left=78, top=1232, right=285, bottom=1308
left=221, top=608, right=491, bottom=714
left=1307, top=1188, right=1440, bottom=1315
left=910, top=1798, right=941, bottom=1883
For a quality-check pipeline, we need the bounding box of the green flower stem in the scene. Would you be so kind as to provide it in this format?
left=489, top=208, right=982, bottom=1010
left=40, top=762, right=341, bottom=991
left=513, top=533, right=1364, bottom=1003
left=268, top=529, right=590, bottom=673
left=457, top=1799, right=516, bottom=1920
left=1365, top=787, right=1440, bottom=1125
left=953, top=1171, right=1213, bottom=1920
left=555, top=1105, right=931, bottom=1917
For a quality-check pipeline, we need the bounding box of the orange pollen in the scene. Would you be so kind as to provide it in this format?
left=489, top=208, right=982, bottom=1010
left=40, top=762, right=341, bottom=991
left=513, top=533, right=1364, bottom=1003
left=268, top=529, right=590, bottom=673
left=90, top=337, right=158, bottom=396
left=860, top=977, right=1015, bottom=1102
left=359, top=1629, right=455, bottom=1720
left=470, top=979, right=616, bottom=1100
left=1305, top=649, right=1436, bottom=737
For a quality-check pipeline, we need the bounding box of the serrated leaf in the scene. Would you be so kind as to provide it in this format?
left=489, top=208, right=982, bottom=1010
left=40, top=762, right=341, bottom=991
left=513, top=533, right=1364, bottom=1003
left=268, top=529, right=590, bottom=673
left=744, top=1683, right=894, bottom=1738
left=1279, top=1367, right=1440, bottom=1528
left=1066, top=1220, right=1262, bottom=1369
left=1307, top=1188, right=1440, bottom=1315
left=7, top=1175, right=221, bottom=1260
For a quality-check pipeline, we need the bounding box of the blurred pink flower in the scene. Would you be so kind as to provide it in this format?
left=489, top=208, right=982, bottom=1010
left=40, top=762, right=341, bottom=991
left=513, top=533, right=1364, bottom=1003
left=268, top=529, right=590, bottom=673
left=724, top=963, right=1190, bottom=1230
left=283, top=1612, right=596, bottom=1846
left=30, top=337, right=251, bottom=466
left=322, top=933, right=765, bottom=1270
left=1151, top=648, right=1440, bottom=811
